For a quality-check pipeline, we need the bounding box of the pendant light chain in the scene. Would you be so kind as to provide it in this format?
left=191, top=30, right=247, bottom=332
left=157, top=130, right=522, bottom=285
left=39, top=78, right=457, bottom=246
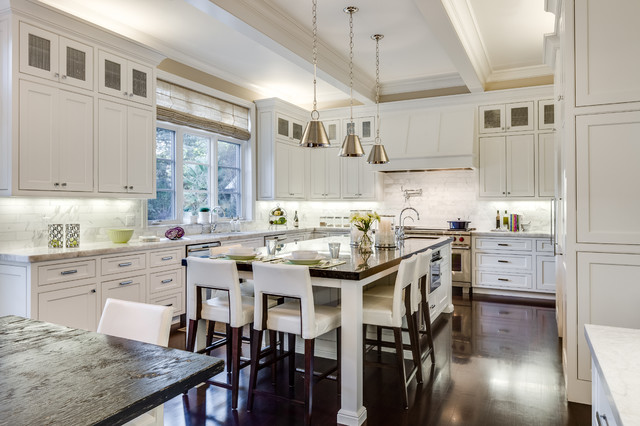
left=311, top=0, right=318, bottom=116
left=375, top=35, right=381, bottom=143
left=348, top=7, right=355, bottom=127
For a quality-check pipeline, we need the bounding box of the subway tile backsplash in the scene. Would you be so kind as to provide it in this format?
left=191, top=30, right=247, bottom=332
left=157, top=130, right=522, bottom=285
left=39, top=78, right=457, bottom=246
left=0, top=170, right=551, bottom=250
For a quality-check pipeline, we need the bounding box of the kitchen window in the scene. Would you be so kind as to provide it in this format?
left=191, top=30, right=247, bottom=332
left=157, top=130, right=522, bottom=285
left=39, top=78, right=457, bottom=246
left=148, top=122, right=246, bottom=223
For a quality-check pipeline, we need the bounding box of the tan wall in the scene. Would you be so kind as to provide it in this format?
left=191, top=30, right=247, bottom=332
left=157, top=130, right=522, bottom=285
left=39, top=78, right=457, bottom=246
left=158, top=58, right=261, bottom=102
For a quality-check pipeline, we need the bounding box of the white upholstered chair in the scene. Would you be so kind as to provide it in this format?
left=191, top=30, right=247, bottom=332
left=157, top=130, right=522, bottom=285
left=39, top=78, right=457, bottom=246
left=247, top=262, right=341, bottom=425
left=361, top=255, right=422, bottom=409
left=97, top=298, right=173, bottom=426
left=186, top=256, right=261, bottom=409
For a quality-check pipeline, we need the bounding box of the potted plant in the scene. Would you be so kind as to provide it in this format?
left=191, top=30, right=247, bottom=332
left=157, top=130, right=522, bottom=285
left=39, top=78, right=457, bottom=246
left=350, top=211, right=380, bottom=253
left=183, top=208, right=197, bottom=224
left=197, top=207, right=211, bottom=225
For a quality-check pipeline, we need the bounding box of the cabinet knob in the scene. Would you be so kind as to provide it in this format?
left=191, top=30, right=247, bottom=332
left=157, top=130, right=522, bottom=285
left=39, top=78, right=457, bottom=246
left=54, top=72, right=60, bottom=78
left=54, top=182, right=59, bottom=187
left=61, top=182, right=67, bottom=187
left=123, top=92, right=128, bottom=96
left=90, top=289, right=96, bottom=293
left=129, top=93, right=134, bottom=98
left=124, top=185, right=128, bottom=189
left=129, top=186, right=133, bottom=190
left=61, top=75, right=67, bottom=80
left=502, top=192, right=506, bottom=195
left=507, top=192, right=511, bottom=194
left=557, top=95, right=564, bottom=101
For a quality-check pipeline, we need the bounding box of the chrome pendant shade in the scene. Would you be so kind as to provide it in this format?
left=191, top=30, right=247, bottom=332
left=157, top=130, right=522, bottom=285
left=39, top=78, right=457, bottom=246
left=339, top=6, right=364, bottom=157
left=300, top=114, right=330, bottom=147
left=367, top=33, right=390, bottom=164
left=367, top=142, right=389, bottom=164
left=300, top=0, right=330, bottom=148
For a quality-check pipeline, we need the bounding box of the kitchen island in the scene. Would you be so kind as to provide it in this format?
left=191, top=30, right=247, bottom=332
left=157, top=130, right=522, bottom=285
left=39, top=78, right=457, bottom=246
left=187, top=235, right=452, bottom=426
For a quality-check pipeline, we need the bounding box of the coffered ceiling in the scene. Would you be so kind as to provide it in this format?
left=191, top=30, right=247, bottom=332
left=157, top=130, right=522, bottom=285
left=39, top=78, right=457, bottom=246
left=36, top=0, right=555, bottom=109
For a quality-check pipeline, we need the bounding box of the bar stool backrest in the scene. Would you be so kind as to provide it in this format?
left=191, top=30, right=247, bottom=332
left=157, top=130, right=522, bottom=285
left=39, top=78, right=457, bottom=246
left=414, top=249, right=433, bottom=311
left=252, top=262, right=316, bottom=339
left=392, top=255, right=418, bottom=327
left=186, top=257, right=244, bottom=327
left=98, top=298, right=172, bottom=346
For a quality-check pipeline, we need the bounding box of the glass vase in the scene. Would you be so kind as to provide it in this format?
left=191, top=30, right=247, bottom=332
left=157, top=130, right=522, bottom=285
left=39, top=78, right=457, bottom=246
left=358, top=231, right=373, bottom=253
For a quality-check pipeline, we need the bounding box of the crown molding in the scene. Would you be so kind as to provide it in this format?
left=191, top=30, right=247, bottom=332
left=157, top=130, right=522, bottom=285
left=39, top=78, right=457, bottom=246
left=380, top=73, right=466, bottom=96
left=487, top=64, right=553, bottom=83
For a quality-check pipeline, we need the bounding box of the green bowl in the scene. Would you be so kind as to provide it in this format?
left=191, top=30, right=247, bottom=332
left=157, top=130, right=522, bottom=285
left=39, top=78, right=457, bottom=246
left=107, top=229, right=134, bottom=243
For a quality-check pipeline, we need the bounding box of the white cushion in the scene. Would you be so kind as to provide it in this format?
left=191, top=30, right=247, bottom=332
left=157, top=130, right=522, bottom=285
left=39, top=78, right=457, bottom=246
left=265, top=301, right=341, bottom=339
left=201, top=295, right=254, bottom=327
left=363, top=294, right=405, bottom=328
left=363, top=284, right=394, bottom=298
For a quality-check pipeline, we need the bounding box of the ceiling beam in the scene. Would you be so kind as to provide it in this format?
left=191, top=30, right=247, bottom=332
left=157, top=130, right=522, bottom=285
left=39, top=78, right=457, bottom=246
left=197, top=0, right=376, bottom=104
left=412, top=0, right=486, bottom=92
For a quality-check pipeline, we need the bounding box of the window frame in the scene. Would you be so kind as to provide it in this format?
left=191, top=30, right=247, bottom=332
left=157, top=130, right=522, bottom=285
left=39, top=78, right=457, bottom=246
left=148, top=121, right=249, bottom=224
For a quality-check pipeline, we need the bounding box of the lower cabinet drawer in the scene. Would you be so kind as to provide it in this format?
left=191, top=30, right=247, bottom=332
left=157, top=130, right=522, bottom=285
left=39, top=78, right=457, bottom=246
left=474, top=271, right=533, bottom=290
left=101, top=253, right=146, bottom=276
left=474, top=238, right=533, bottom=252
left=100, top=274, right=146, bottom=310
left=475, top=253, right=532, bottom=270
left=149, top=269, right=182, bottom=295
left=38, top=260, right=96, bottom=286
left=149, top=291, right=184, bottom=316
left=149, top=249, right=183, bottom=268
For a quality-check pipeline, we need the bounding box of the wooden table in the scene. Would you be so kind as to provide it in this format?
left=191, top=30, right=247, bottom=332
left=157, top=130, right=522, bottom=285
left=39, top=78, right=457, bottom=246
left=0, top=315, right=224, bottom=426
left=188, top=235, right=451, bottom=426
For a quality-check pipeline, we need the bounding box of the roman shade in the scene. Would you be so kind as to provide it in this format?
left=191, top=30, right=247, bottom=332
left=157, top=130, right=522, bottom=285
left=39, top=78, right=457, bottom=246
left=156, top=79, right=251, bottom=140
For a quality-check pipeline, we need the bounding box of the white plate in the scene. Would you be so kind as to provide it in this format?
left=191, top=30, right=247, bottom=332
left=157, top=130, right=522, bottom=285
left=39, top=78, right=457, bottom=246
left=225, top=254, right=257, bottom=260
left=286, top=256, right=324, bottom=265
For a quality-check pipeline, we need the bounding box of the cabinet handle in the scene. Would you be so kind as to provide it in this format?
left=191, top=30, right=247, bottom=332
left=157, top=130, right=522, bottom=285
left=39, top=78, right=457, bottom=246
left=54, top=72, right=59, bottom=78
left=129, top=93, right=134, bottom=98
left=61, top=182, right=67, bottom=187
left=430, top=304, right=436, bottom=310
left=498, top=328, right=509, bottom=334
left=498, top=278, right=510, bottom=282
left=161, top=278, right=173, bottom=284
left=498, top=310, right=510, bottom=314
left=61, top=75, right=67, bottom=80
left=54, top=182, right=60, bottom=187
left=498, top=260, right=510, bottom=263
left=60, top=269, right=78, bottom=275
left=165, top=303, right=173, bottom=307
left=90, top=289, right=96, bottom=293
left=557, top=95, right=564, bottom=101
left=124, top=92, right=128, bottom=96
left=502, top=192, right=506, bottom=195
left=507, top=192, right=511, bottom=195
left=161, top=256, right=173, bottom=261
left=118, top=262, right=132, bottom=267
left=129, top=186, right=134, bottom=190
left=596, top=412, right=609, bottom=426
left=119, top=280, right=133, bottom=286
left=498, top=243, right=509, bottom=246
left=123, top=185, right=128, bottom=189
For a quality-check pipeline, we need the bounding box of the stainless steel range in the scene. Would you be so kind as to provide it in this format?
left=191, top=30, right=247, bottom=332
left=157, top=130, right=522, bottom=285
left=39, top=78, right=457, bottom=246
left=403, top=226, right=472, bottom=293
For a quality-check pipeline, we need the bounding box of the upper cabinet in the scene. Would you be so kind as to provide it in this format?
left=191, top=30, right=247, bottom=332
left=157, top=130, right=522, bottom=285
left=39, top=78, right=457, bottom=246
left=19, top=22, right=94, bottom=91
left=479, top=134, right=535, bottom=198
left=575, top=0, right=640, bottom=106
left=538, top=99, right=555, bottom=130
left=276, top=113, right=305, bottom=143
left=343, top=116, right=375, bottom=143
left=341, top=158, right=378, bottom=200
left=309, top=147, right=341, bottom=200
left=479, top=102, right=534, bottom=133
left=98, top=50, right=153, bottom=106
left=0, top=6, right=163, bottom=198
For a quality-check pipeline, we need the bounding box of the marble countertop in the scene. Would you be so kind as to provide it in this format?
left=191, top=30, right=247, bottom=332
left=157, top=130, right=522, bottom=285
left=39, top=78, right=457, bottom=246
left=584, top=324, right=640, bottom=426
left=472, top=230, right=551, bottom=238
left=0, top=227, right=327, bottom=263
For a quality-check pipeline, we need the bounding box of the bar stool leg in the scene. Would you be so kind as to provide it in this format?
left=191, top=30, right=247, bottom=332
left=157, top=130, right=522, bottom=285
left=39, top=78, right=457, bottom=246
left=407, top=310, right=423, bottom=384
left=393, top=327, right=409, bottom=409
left=231, top=326, right=242, bottom=410
left=304, top=339, right=315, bottom=426
left=288, top=333, right=296, bottom=387
left=225, top=323, right=232, bottom=372
left=269, top=330, right=277, bottom=385
left=247, top=328, right=263, bottom=412
left=186, top=319, right=197, bottom=353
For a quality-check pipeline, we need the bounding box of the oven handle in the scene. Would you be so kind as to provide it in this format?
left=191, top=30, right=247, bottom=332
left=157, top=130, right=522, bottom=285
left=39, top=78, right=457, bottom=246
left=452, top=246, right=470, bottom=251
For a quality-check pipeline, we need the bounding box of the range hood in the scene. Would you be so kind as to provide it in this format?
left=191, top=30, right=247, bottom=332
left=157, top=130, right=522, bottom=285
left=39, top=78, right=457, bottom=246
left=369, top=106, right=477, bottom=172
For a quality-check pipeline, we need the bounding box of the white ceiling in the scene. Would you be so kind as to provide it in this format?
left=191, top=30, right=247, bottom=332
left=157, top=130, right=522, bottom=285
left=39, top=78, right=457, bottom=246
left=37, top=0, right=555, bottom=110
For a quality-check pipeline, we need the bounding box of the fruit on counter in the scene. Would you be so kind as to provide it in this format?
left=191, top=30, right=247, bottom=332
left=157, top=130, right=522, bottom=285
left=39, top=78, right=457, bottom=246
left=273, top=208, right=283, bottom=216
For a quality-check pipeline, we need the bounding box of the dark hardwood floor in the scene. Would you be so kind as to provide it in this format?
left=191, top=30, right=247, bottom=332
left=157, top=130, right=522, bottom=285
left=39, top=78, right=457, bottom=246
left=164, top=293, right=590, bottom=425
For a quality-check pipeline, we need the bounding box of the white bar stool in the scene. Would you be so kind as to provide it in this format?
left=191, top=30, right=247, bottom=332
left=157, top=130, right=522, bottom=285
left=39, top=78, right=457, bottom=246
left=247, top=262, right=341, bottom=425
left=416, top=249, right=436, bottom=364
left=98, top=298, right=173, bottom=426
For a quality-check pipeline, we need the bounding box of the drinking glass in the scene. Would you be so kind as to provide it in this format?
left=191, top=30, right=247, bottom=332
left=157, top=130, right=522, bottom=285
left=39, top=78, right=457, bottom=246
left=266, top=239, right=277, bottom=255
left=328, top=242, right=341, bottom=259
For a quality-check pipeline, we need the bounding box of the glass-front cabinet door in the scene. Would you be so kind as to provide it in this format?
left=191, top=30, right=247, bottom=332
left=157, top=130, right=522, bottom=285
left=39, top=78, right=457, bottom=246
left=99, top=50, right=153, bottom=106
left=479, top=104, right=505, bottom=134
left=19, top=22, right=94, bottom=91
left=127, top=61, right=152, bottom=106
left=506, top=101, right=534, bottom=132
left=538, top=99, right=555, bottom=130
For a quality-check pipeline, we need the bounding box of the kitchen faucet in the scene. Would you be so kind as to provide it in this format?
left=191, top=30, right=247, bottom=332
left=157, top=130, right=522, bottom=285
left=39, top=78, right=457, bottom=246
left=210, top=206, right=226, bottom=233
left=396, top=207, right=420, bottom=240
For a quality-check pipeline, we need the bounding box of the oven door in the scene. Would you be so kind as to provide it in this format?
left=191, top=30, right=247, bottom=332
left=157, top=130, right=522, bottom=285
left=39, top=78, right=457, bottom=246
left=451, top=246, right=471, bottom=284
left=429, top=254, right=443, bottom=294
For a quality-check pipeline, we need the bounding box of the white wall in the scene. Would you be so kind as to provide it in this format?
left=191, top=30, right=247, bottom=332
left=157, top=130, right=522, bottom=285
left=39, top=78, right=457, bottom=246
left=0, top=170, right=550, bottom=250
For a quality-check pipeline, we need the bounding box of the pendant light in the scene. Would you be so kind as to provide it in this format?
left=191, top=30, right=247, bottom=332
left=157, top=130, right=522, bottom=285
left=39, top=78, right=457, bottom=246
left=367, top=34, right=390, bottom=164
left=339, top=6, right=365, bottom=157
left=300, top=0, right=330, bottom=148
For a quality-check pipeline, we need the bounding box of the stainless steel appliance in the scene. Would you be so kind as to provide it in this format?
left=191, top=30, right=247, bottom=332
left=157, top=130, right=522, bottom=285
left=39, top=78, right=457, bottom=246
left=403, top=226, right=472, bottom=293
left=185, top=241, right=222, bottom=258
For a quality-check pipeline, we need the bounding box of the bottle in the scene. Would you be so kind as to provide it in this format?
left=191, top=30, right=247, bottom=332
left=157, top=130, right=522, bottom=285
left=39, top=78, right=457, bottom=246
left=496, top=210, right=500, bottom=229
left=503, top=210, right=509, bottom=229
left=293, top=210, right=299, bottom=228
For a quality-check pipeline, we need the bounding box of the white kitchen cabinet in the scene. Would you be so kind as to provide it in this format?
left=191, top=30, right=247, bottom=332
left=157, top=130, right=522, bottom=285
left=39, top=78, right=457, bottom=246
left=276, top=113, right=305, bottom=143
left=98, top=99, right=154, bottom=195
left=341, top=157, right=378, bottom=200
left=274, top=141, right=305, bottom=199
left=0, top=264, right=27, bottom=317
left=479, top=134, right=535, bottom=198
left=538, top=99, right=555, bottom=130
left=309, top=147, right=341, bottom=200
left=537, top=132, right=555, bottom=197
left=343, top=116, right=374, bottom=143
left=479, top=102, right=534, bottom=133
left=19, top=22, right=93, bottom=91
left=100, top=274, right=146, bottom=310
left=38, top=283, right=98, bottom=331
left=576, top=111, right=640, bottom=245
left=575, top=0, right=640, bottom=106
left=536, top=256, right=556, bottom=292
left=98, top=50, right=153, bottom=106
left=0, top=19, right=8, bottom=192
left=19, top=80, right=93, bottom=192
left=323, top=119, right=341, bottom=145
left=591, top=360, right=619, bottom=426
left=576, top=252, right=640, bottom=381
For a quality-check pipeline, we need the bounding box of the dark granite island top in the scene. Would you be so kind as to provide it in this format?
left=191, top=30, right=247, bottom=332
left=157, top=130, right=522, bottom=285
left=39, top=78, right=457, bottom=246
left=0, top=315, right=224, bottom=426
left=230, top=235, right=452, bottom=280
